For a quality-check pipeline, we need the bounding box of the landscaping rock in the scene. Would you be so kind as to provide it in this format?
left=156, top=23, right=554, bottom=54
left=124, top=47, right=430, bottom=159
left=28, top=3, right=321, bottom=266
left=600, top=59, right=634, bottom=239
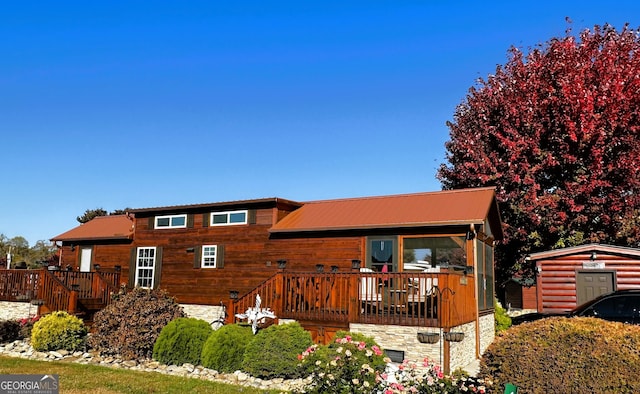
left=0, top=339, right=308, bottom=392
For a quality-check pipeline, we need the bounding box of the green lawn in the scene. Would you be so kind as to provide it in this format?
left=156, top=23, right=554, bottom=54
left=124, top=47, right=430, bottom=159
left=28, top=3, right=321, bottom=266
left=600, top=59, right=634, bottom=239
left=0, top=356, right=280, bottom=393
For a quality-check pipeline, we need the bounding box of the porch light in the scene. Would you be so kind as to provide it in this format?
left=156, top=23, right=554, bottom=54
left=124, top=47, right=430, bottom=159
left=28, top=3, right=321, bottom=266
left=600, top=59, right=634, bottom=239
left=229, top=290, right=239, bottom=300
left=591, top=251, right=597, bottom=261
left=277, top=260, right=287, bottom=270
left=351, top=259, right=361, bottom=270
left=331, top=265, right=339, bottom=273
left=94, top=264, right=101, bottom=271
left=316, top=264, right=324, bottom=273
left=114, top=265, right=121, bottom=272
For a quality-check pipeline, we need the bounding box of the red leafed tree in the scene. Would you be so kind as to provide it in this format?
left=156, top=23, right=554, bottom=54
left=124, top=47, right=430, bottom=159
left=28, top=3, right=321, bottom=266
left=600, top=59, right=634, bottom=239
left=438, top=23, right=640, bottom=285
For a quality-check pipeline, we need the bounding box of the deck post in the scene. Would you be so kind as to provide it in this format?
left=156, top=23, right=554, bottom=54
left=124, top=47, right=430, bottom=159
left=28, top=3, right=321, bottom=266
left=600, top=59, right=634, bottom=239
left=68, top=290, right=78, bottom=315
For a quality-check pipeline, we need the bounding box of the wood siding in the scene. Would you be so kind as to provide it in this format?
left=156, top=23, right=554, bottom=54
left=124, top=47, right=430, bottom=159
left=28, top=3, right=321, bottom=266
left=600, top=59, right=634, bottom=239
left=132, top=207, right=363, bottom=305
left=537, top=252, right=640, bottom=313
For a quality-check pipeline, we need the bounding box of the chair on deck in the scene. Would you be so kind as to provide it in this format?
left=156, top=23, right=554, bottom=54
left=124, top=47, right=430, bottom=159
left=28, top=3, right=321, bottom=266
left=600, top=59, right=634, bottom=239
left=407, top=268, right=440, bottom=317
left=359, top=268, right=382, bottom=313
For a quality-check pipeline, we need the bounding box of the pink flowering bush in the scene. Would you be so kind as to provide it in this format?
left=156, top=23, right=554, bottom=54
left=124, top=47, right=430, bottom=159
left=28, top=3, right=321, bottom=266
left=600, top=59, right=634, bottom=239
left=379, top=358, right=492, bottom=394
left=297, top=334, right=388, bottom=393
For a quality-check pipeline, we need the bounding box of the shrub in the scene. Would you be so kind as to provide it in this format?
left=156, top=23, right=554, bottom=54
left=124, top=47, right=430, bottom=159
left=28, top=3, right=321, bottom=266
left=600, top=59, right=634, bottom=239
left=242, top=322, right=313, bottom=379
left=30, top=311, right=87, bottom=352
left=298, top=334, right=388, bottom=393
left=379, top=358, right=492, bottom=393
left=153, top=317, right=212, bottom=366
left=299, top=331, right=387, bottom=377
left=494, top=300, right=511, bottom=332
left=0, top=320, right=21, bottom=343
left=89, top=287, right=185, bottom=359
left=480, top=317, right=640, bottom=393
left=201, top=324, right=253, bottom=372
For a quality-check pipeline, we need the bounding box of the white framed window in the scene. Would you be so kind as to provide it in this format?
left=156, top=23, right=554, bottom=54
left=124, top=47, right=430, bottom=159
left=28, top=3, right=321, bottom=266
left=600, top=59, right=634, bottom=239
left=135, top=247, right=156, bottom=289
left=201, top=245, right=217, bottom=268
left=155, top=214, right=187, bottom=229
left=210, top=210, right=248, bottom=226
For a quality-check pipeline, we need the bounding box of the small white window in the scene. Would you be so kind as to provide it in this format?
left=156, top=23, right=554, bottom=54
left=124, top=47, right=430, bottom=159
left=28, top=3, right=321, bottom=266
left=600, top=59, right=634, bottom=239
left=135, top=247, right=156, bottom=288
left=155, top=214, right=187, bottom=229
left=210, top=210, right=248, bottom=226
left=202, top=245, right=217, bottom=268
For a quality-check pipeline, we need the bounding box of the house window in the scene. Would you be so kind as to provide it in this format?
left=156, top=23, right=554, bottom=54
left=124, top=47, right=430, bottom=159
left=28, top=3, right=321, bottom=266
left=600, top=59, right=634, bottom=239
left=155, top=214, right=187, bottom=229
left=135, top=247, right=156, bottom=289
left=202, top=245, right=217, bottom=268
left=402, top=236, right=467, bottom=271
left=210, top=210, right=248, bottom=226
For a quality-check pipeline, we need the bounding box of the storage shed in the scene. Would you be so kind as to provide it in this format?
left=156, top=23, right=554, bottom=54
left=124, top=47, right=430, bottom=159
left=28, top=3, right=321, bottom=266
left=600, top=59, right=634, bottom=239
left=529, top=244, right=640, bottom=314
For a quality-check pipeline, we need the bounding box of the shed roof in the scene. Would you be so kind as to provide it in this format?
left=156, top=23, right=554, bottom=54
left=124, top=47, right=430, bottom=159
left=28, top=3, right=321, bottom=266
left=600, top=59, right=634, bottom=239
left=270, top=187, right=503, bottom=238
left=528, top=243, right=640, bottom=260
left=51, top=215, right=134, bottom=242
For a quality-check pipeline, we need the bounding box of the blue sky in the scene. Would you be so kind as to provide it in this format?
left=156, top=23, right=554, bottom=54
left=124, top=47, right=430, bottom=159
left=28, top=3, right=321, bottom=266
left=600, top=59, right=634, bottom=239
left=2, top=1, right=639, bottom=245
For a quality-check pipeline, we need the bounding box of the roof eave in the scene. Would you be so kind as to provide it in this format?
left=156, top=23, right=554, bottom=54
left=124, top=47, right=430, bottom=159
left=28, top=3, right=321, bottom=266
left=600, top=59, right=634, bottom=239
left=269, top=219, right=486, bottom=234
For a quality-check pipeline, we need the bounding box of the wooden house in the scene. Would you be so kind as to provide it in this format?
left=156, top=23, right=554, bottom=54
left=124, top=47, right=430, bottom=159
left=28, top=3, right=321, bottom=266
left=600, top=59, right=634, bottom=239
left=529, top=244, right=640, bottom=314
left=2, top=187, right=503, bottom=373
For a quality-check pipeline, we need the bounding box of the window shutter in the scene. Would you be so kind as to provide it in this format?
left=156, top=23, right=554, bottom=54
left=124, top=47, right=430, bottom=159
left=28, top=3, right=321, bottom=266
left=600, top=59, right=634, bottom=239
left=193, top=246, right=202, bottom=268
left=148, top=217, right=155, bottom=229
left=248, top=210, right=257, bottom=225
left=187, top=214, right=194, bottom=228
left=153, top=247, right=163, bottom=289
left=128, top=248, right=137, bottom=288
left=217, top=245, right=224, bottom=268
left=202, top=213, right=210, bottom=227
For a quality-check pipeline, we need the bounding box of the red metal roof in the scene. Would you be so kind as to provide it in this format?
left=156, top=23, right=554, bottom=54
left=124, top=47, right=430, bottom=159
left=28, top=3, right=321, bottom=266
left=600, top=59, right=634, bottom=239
left=50, top=215, right=134, bottom=242
left=270, top=187, right=502, bottom=238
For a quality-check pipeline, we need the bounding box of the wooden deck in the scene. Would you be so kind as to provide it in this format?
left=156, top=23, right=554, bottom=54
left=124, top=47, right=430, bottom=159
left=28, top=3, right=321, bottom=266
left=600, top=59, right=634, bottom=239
left=230, top=270, right=476, bottom=330
left=1, top=268, right=477, bottom=331
left=0, top=268, right=121, bottom=320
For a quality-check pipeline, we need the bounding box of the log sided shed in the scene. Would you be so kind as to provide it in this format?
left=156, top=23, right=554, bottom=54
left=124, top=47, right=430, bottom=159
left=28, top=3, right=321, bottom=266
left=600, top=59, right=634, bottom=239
left=529, top=243, right=640, bottom=314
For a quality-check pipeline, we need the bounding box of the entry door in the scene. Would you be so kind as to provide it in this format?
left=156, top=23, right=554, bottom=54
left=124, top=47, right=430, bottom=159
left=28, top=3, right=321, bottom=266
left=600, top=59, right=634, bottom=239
left=79, top=247, right=92, bottom=272
left=369, top=238, right=396, bottom=272
left=576, top=271, right=615, bottom=306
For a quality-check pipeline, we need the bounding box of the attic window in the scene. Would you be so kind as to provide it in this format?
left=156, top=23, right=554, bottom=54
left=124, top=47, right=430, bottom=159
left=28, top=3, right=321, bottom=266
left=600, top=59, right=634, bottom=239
left=210, top=210, right=248, bottom=226
left=155, top=214, right=187, bottom=229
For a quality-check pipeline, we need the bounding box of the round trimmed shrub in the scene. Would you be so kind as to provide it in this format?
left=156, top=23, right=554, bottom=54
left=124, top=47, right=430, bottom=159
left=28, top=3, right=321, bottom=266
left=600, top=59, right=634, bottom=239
left=153, top=317, right=213, bottom=366
left=30, top=311, right=87, bottom=352
left=480, top=317, right=640, bottom=393
left=242, top=322, right=313, bottom=379
left=89, top=287, right=185, bottom=359
left=201, top=324, right=253, bottom=373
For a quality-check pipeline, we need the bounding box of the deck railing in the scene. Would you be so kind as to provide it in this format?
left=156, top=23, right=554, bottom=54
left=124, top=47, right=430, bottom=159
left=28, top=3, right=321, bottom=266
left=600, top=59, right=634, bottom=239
left=232, top=270, right=476, bottom=329
left=52, top=270, right=121, bottom=306
left=38, top=270, right=76, bottom=313
left=0, top=269, right=41, bottom=301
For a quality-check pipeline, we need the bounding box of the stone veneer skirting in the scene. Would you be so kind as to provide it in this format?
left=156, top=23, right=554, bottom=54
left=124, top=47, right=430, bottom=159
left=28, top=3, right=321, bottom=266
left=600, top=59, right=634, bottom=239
left=351, top=312, right=495, bottom=372
left=180, top=304, right=225, bottom=323
left=0, top=301, right=32, bottom=321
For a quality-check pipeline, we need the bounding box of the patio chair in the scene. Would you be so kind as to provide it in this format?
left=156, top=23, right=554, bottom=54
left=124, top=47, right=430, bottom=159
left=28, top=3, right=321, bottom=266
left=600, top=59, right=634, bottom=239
left=360, top=268, right=382, bottom=313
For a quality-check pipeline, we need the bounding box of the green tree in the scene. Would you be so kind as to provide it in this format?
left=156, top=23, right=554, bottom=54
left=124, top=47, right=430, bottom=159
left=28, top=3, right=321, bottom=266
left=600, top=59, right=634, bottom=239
left=438, top=23, right=640, bottom=288
left=76, top=208, right=131, bottom=223
left=76, top=208, right=108, bottom=223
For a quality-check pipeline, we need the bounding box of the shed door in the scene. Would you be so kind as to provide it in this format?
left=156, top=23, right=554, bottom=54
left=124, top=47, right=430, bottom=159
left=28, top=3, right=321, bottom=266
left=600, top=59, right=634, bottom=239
left=576, top=271, right=615, bottom=306
left=79, top=247, right=92, bottom=272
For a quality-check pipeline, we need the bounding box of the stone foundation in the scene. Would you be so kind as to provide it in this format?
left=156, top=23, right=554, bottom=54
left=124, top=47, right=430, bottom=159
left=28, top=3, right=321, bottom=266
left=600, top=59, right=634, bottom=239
left=180, top=303, right=225, bottom=324
left=0, top=301, right=33, bottom=321
left=350, top=313, right=495, bottom=373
